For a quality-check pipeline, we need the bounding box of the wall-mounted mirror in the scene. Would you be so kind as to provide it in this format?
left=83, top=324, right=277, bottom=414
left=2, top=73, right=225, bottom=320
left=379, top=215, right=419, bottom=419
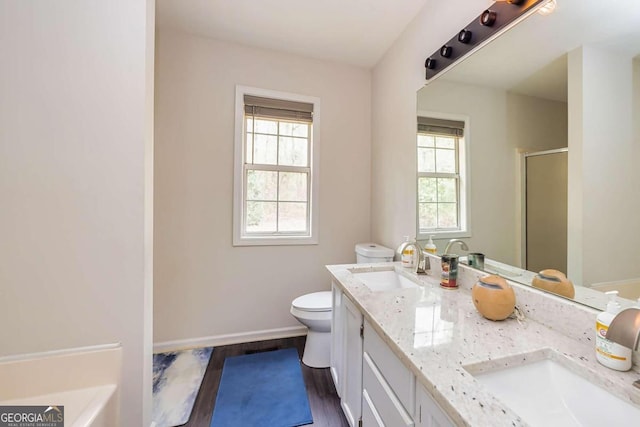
left=417, top=0, right=640, bottom=310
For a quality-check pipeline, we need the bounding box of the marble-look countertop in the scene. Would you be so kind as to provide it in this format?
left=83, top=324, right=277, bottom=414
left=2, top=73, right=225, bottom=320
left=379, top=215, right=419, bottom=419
left=326, top=261, right=640, bottom=426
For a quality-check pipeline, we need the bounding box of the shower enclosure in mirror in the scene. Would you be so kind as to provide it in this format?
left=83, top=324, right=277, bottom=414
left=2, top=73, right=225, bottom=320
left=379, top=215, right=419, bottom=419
left=417, top=0, right=640, bottom=310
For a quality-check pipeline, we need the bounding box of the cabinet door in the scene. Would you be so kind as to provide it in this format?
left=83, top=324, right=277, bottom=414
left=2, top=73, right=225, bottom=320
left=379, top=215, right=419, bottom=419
left=362, top=389, right=385, bottom=427
left=342, top=295, right=363, bottom=427
left=415, top=383, right=455, bottom=427
left=330, top=283, right=344, bottom=396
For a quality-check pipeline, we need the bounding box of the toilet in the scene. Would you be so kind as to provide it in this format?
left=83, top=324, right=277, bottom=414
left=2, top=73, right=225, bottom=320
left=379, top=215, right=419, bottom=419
left=355, top=242, right=395, bottom=263
left=291, top=243, right=394, bottom=368
left=290, top=291, right=332, bottom=368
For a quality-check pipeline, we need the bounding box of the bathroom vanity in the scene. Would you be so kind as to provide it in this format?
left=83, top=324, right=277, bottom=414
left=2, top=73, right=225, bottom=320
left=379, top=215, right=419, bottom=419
left=327, top=259, right=640, bottom=426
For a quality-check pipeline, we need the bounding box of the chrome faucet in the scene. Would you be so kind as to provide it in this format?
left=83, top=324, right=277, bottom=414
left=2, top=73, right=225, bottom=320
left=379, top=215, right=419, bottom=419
left=397, top=240, right=430, bottom=275
left=606, top=307, right=640, bottom=350
left=443, top=239, right=469, bottom=255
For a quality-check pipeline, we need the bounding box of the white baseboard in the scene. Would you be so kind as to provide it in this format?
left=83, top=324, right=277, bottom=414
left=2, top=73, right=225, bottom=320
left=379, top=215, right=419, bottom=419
left=153, top=326, right=308, bottom=353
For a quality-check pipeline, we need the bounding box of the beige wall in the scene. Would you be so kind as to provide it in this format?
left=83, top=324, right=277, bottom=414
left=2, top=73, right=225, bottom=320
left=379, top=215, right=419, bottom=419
left=415, top=81, right=567, bottom=265
left=154, top=29, right=372, bottom=344
left=568, top=47, right=640, bottom=286
left=371, top=0, right=491, bottom=251
left=0, top=1, right=154, bottom=425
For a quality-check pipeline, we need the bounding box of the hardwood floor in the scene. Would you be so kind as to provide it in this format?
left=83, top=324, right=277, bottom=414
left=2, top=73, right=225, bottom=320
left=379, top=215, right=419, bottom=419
left=182, top=336, right=349, bottom=427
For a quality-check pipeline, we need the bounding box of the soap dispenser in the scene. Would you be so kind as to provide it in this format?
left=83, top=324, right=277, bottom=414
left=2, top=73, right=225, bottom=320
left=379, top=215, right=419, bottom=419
left=596, top=291, right=632, bottom=371
left=401, top=236, right=415, bottom=268
left=424, top=236, right=437, bottom=254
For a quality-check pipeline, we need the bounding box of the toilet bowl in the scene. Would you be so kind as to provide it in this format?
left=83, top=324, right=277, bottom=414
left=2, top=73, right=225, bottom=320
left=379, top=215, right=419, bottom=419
left=290, top=291, right=332, bottom=368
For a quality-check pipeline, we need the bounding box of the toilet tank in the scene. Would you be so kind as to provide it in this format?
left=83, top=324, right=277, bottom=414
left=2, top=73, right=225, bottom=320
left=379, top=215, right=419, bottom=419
left=355, top=243, right=394, bottom=263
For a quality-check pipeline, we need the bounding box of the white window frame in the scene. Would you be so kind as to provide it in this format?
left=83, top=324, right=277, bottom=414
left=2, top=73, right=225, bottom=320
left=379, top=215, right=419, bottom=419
left=416, top=111, right=471, bottom=240
left=233, top=85, right=320, bottom=246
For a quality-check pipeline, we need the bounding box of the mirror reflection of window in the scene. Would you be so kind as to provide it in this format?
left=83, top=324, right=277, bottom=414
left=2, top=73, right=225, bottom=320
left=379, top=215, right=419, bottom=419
left=416, top=117, right=469, bottom=239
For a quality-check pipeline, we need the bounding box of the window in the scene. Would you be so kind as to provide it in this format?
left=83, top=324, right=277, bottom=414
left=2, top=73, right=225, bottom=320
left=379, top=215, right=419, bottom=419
left=417, top=116, right=469, bottom=239
left=233, top=86, right=320, bottom=246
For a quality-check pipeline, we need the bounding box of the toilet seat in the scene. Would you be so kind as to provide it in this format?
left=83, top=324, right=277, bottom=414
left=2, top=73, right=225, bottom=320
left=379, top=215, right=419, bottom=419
left=291, top=291, right=331, bottom=312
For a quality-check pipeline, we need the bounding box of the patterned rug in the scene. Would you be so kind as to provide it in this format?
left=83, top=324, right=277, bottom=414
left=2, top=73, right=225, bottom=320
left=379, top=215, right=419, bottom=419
left=152, top=347, right=213, bottom=427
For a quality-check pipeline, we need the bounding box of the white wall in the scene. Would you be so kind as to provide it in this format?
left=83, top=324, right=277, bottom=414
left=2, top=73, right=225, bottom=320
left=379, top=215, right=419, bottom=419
left=154, top=29, right=371, bottom=344
left=0, top=1, right=154, bottom=425
left=568, top=46, right=639, bottom=286
left=416, top=80, right=566, bottom=264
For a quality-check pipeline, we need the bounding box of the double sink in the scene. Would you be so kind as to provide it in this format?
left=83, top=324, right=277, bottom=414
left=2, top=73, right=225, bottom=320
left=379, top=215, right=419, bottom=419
left=349, top=267, right=640, bottom=425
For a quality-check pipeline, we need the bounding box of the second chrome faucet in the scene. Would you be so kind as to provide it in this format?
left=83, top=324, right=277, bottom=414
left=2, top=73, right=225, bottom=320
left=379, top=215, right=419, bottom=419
left=444, top=238, right=469, bottom=255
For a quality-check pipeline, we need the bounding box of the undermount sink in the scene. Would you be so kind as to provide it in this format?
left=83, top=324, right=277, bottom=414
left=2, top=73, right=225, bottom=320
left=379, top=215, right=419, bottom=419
left=465, top=350, right=640, bottom=426
left=351, top=269, right=419, bottom=292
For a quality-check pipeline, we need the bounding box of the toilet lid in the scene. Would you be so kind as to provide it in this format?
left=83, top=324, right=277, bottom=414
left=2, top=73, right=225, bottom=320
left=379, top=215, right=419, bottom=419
left=292, top=291, right=332, bottom=312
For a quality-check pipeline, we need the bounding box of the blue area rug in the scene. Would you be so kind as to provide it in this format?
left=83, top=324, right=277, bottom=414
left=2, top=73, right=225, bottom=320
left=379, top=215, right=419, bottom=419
left=210, top=348, right=313, bottom=427
left=152, top=347, right=214, bottom=427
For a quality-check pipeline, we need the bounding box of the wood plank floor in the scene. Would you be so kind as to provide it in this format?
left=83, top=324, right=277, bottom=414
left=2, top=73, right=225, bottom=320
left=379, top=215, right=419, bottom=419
left=182, top=336, right=349, bottom=427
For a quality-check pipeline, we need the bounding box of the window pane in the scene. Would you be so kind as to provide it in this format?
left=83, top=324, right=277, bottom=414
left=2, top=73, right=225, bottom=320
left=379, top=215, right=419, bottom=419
left=417, top=134, right=435, bottom=148
left=435, top=148, right=456, bottom=173
left=438, top=203, right=458, bottom=228
left=279, top=202, right=307, bottom=232
left=419, top=203, right=437, bottom=230
left=254, top=118, right=278, bottom=134
left=278, top=136, right=308, bottom=167
left=437, top=178, right=457, bottom=203
left=253, top=134, right=277, bottom=165
left=246, top=117, right=253, bottom=131
left=279, top=172, right=307, bottom=202
left=247, top=170, right=277, bottom=201
left=418, top=147, right=436, bottom=173
left=246, top=201, right=277, bottom=232
left=418, top=177, right=437, bottom=202
left=435, top=136, right=455, bottom=149
left=280, top=122, right=309, bottom=137
left=245, top=132, right=253, bottom=164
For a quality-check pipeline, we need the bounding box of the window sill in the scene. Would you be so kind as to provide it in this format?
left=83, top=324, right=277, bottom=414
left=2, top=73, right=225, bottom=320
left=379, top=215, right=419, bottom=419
left=233, top=235, right=318, bottom=247
left=418, top=230, right=471, bottom=241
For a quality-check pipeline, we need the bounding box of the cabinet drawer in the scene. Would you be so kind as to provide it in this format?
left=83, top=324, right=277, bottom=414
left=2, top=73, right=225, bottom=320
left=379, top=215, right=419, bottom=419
left=362, top=389, right=384, bottom=427
left=364, top=319, right=415, bottom=414
left=363, top=352, right=414, bottom=427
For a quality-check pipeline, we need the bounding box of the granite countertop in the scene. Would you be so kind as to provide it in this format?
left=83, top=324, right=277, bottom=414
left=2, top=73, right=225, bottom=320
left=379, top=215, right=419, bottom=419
left=326, top=260, right=640, bottom=426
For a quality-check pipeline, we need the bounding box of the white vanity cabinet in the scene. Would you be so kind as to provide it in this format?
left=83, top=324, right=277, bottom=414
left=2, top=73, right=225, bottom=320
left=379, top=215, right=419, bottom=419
left=330, top=282, right=344, bottom=395
left=362, top=319, right=415, bottom=427
left=415, top=383, right=455, bottom=427
left=331, top=283, right=364, bottom=427
left=331, top=284, right=454, bottom=427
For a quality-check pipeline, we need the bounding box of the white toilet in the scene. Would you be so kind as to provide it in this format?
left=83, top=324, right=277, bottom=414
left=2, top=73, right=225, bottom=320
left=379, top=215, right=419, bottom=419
left=355, top=242, right=395, bottom=263
left=290, top=291, right=332, bottom=368
left=291, top=243, right=394, bottom=368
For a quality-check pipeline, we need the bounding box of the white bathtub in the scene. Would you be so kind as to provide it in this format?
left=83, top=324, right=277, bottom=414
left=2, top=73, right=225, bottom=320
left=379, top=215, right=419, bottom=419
left=0, top=344, right=121, bottom=427
left=590, top=278, right=640, bottom=300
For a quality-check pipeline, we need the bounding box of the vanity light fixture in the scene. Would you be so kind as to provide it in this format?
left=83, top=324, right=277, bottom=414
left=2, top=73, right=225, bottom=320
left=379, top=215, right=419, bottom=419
left=480, top=9, right=498, bottom=26
left=425, top=0, right=547, bottom=81
left=458, top=29, right=473, bottom=44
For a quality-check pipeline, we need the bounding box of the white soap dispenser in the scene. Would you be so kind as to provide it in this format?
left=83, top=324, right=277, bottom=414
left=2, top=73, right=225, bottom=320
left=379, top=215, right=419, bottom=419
left=595, top=291, right=632, bottom=371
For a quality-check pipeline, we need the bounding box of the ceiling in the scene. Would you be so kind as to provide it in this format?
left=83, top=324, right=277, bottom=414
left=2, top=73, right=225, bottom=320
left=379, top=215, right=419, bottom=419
left=156, top=0, right=429, bottom=68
